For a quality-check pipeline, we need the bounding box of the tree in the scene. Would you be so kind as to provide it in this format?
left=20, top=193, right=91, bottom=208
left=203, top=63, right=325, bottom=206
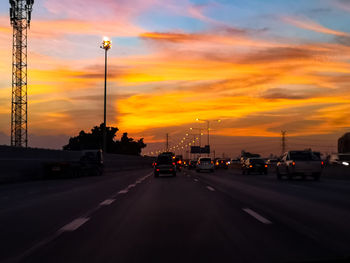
left=63, top=124, right=146, bottom=155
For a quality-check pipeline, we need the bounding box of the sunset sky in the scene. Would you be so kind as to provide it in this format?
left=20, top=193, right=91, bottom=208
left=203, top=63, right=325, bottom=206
left=1, top=0, right=350, bottom=157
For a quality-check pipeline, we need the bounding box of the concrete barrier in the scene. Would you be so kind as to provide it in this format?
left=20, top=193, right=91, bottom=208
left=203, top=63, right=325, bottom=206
left=0, top=146, right=153, bottom=183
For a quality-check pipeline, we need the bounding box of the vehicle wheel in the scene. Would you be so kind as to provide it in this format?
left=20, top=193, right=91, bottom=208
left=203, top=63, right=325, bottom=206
left=210, top=169, right=214, bottom=173
left=264, top=171, right=268, bottom=175
left=242, top=170, right=246, bottom=175
left=286, top=168, right=293, bottom=180
left=247, top=171, right=250, bottom=175
left=173, top=172, right=177, bottom=177
left=196, top=169, right=200, bottom=173
left=313, top=173, right=321, bottom=181
left=154, top=173, right=159, bottom=178
left=276, top=168, right=282, bottom=180
left=301, top=174, right=306, bottom=180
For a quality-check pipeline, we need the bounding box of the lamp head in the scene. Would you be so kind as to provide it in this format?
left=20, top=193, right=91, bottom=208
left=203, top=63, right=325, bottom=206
left=101, top=37, right=112, bottom=50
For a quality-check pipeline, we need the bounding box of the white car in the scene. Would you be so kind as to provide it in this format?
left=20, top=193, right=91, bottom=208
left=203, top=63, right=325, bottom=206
left=328, top=153, right=350, bottom=166
left=277, top=150, right=324, bottom=180
left=196, top=157, right=214, bottom=173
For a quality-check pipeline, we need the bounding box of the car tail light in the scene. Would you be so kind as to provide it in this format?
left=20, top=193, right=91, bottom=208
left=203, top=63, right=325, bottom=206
left=249, top=165, right=253, bottom=168
left=156, top=169, right=160, bottom=171
left=265, top=165, right=268, bottom=168
left=172, top=162, right=175, bottom=165
left=216, top=162, right=219, bottom=165
left=321, top=161, right=324, bottom=166
left=154, top=162, right=157, bottom=166
left=292, top=162, right=296, bottom=166
left=211, top=161, right=214, bottom=164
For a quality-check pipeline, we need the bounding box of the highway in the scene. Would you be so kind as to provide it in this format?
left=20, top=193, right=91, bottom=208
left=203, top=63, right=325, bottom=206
left=1, top=167, right=350, bottom=263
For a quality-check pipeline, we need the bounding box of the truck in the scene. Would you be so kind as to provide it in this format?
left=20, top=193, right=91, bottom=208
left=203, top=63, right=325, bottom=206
left=276, top=150, right=324, bottom=180
left=43, top=149, right=104, bottom=178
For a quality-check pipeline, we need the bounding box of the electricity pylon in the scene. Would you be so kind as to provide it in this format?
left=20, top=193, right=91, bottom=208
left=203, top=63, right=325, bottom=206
left=9, top=0, right=34, bottom=147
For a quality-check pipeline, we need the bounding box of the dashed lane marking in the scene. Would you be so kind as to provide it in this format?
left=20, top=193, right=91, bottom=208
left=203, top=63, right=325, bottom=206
left=59, top=217, right=90, bottom=232
left=118, top=189, right=128, bottom=194
left=243, top=208, right=272, bottom=225
left=127, top=184, right=136, bottom=189
left=99, top=199, right=115, bottom=206
left=206, top=186, right=215, bottom=191
left=194, top=179, right=199, bottom=182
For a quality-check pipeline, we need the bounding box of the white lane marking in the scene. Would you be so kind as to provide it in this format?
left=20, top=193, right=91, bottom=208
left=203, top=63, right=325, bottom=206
left=206, top=186, right=215, bottom=191
left=59, top=217, right=90, bottom=232
left=128, top=184, right=136, bottom=189
left=194, top=179, right=199, bottom=182
left=243, top=208, right=272, bottom=224
left=100, top=199, right=115, bottom=206
left=118, top=189, right=128, bottom=194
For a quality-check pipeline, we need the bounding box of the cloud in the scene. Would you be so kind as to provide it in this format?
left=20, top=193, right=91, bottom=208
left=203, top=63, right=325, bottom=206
left=283, top=16, right=350, bottom=37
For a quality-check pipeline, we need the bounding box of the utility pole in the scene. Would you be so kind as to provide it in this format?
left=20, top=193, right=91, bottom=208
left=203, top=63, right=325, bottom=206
left=9, top=0, right=34, bottom=147
left=281, top=131, right=287, bottom=155
left=166, top=133, right=169, bottom=152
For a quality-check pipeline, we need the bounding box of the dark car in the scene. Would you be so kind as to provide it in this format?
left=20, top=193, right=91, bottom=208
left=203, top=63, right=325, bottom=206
left=215, top=159, right=229, bottom=169
left=242, top=158, right=268, bottom=175
left=154, top=154, right=176, bottom=177
left=188, top=160, right=197, bottom=169
left=174, top=156, right=183, bottom=171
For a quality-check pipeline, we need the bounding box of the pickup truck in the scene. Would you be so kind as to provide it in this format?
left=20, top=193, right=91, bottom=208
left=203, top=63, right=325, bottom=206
left=43, top=150, right=104, bottom=178
left=276, top=150, right=324, bottom=180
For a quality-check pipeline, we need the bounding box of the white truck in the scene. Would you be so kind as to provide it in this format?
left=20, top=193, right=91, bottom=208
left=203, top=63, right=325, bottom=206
left=276, top=150, right=324, bottom=180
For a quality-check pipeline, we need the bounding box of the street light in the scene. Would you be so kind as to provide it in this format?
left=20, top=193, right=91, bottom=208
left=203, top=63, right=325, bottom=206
left=100, top=37, right=112, bottom=153
left=196, top=118, right=221, bottom=156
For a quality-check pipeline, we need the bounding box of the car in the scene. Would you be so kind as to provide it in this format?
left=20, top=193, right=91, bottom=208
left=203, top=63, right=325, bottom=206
left=276, top=150, right=324, bottom=180
left=242, top=158, right=268, bottom=175
left=196, top=157, right=214, bottom=173
left=328, top=153, right=350, bottom=166
left=174, top=155, right=183, bottom=171
left=154, top=154, right=176, bottom=177
left=188, top=160, right=197, bottom=170
left=266, top=159, right=278, bottom=166
left=215, top=159, right=229, bottom=169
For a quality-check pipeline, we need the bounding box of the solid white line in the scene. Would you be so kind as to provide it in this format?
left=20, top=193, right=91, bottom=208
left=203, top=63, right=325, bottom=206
left=128, top=184, right=136, bottom=189
left=206, top=186, right=215, bottom=191
left=243, top=208, right=272, bottom=224
left=59, top=217, right=90, bottom=232
left=118, top=189, right=128, bottom=194
left=194, top=179, right=199, bottom=182
left=100, top=199, right=115, bottom=206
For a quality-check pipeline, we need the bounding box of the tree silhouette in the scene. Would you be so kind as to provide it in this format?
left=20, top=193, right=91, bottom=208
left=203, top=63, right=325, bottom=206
left=63, top=123, right=146, bottom=155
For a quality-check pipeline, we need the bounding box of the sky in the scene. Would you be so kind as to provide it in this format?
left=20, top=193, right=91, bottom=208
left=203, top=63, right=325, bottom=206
left=0, top=0, right=350, bottom=157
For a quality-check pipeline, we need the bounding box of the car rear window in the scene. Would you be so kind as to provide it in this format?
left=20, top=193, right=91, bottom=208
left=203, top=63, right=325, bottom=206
left=250, top=159, right=265, bottom=164
left=200, top=158, right=211, bottom=162
left=157, top=155, right=172, bottom=164
left=339, top=155, right=350, bottom=161
left=290, top=151, right=319, bottom=161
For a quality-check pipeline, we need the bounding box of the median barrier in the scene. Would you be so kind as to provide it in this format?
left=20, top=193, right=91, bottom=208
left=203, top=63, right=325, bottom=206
left=0, top=146, right=153, bottom=183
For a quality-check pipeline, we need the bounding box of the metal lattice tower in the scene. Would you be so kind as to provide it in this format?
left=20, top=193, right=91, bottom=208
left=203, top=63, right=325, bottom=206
left=9, top=0, right=34, bottom=147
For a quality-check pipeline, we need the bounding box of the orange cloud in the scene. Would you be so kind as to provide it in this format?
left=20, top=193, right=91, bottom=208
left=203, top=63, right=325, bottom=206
left=283, top=16, right=350, bottom=37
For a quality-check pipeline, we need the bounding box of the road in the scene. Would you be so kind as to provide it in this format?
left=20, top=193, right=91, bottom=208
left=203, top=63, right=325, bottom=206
left=1, top=167, right=350, bottom=263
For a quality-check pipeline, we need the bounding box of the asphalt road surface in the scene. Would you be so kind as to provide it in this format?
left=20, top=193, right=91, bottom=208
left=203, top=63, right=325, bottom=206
left=1, top=167, right=350, bottom=263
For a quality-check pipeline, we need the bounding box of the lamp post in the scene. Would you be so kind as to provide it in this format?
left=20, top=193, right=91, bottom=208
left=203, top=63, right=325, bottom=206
left=190, top=127, right=204, bottom=147
left=196, top=118, right=221, bottom=156
left=100, top=37, right=112, bottom=153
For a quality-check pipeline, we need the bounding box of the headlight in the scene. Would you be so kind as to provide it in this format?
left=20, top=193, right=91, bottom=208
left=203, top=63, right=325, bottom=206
left=342, top=161, right=349, bottom=166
